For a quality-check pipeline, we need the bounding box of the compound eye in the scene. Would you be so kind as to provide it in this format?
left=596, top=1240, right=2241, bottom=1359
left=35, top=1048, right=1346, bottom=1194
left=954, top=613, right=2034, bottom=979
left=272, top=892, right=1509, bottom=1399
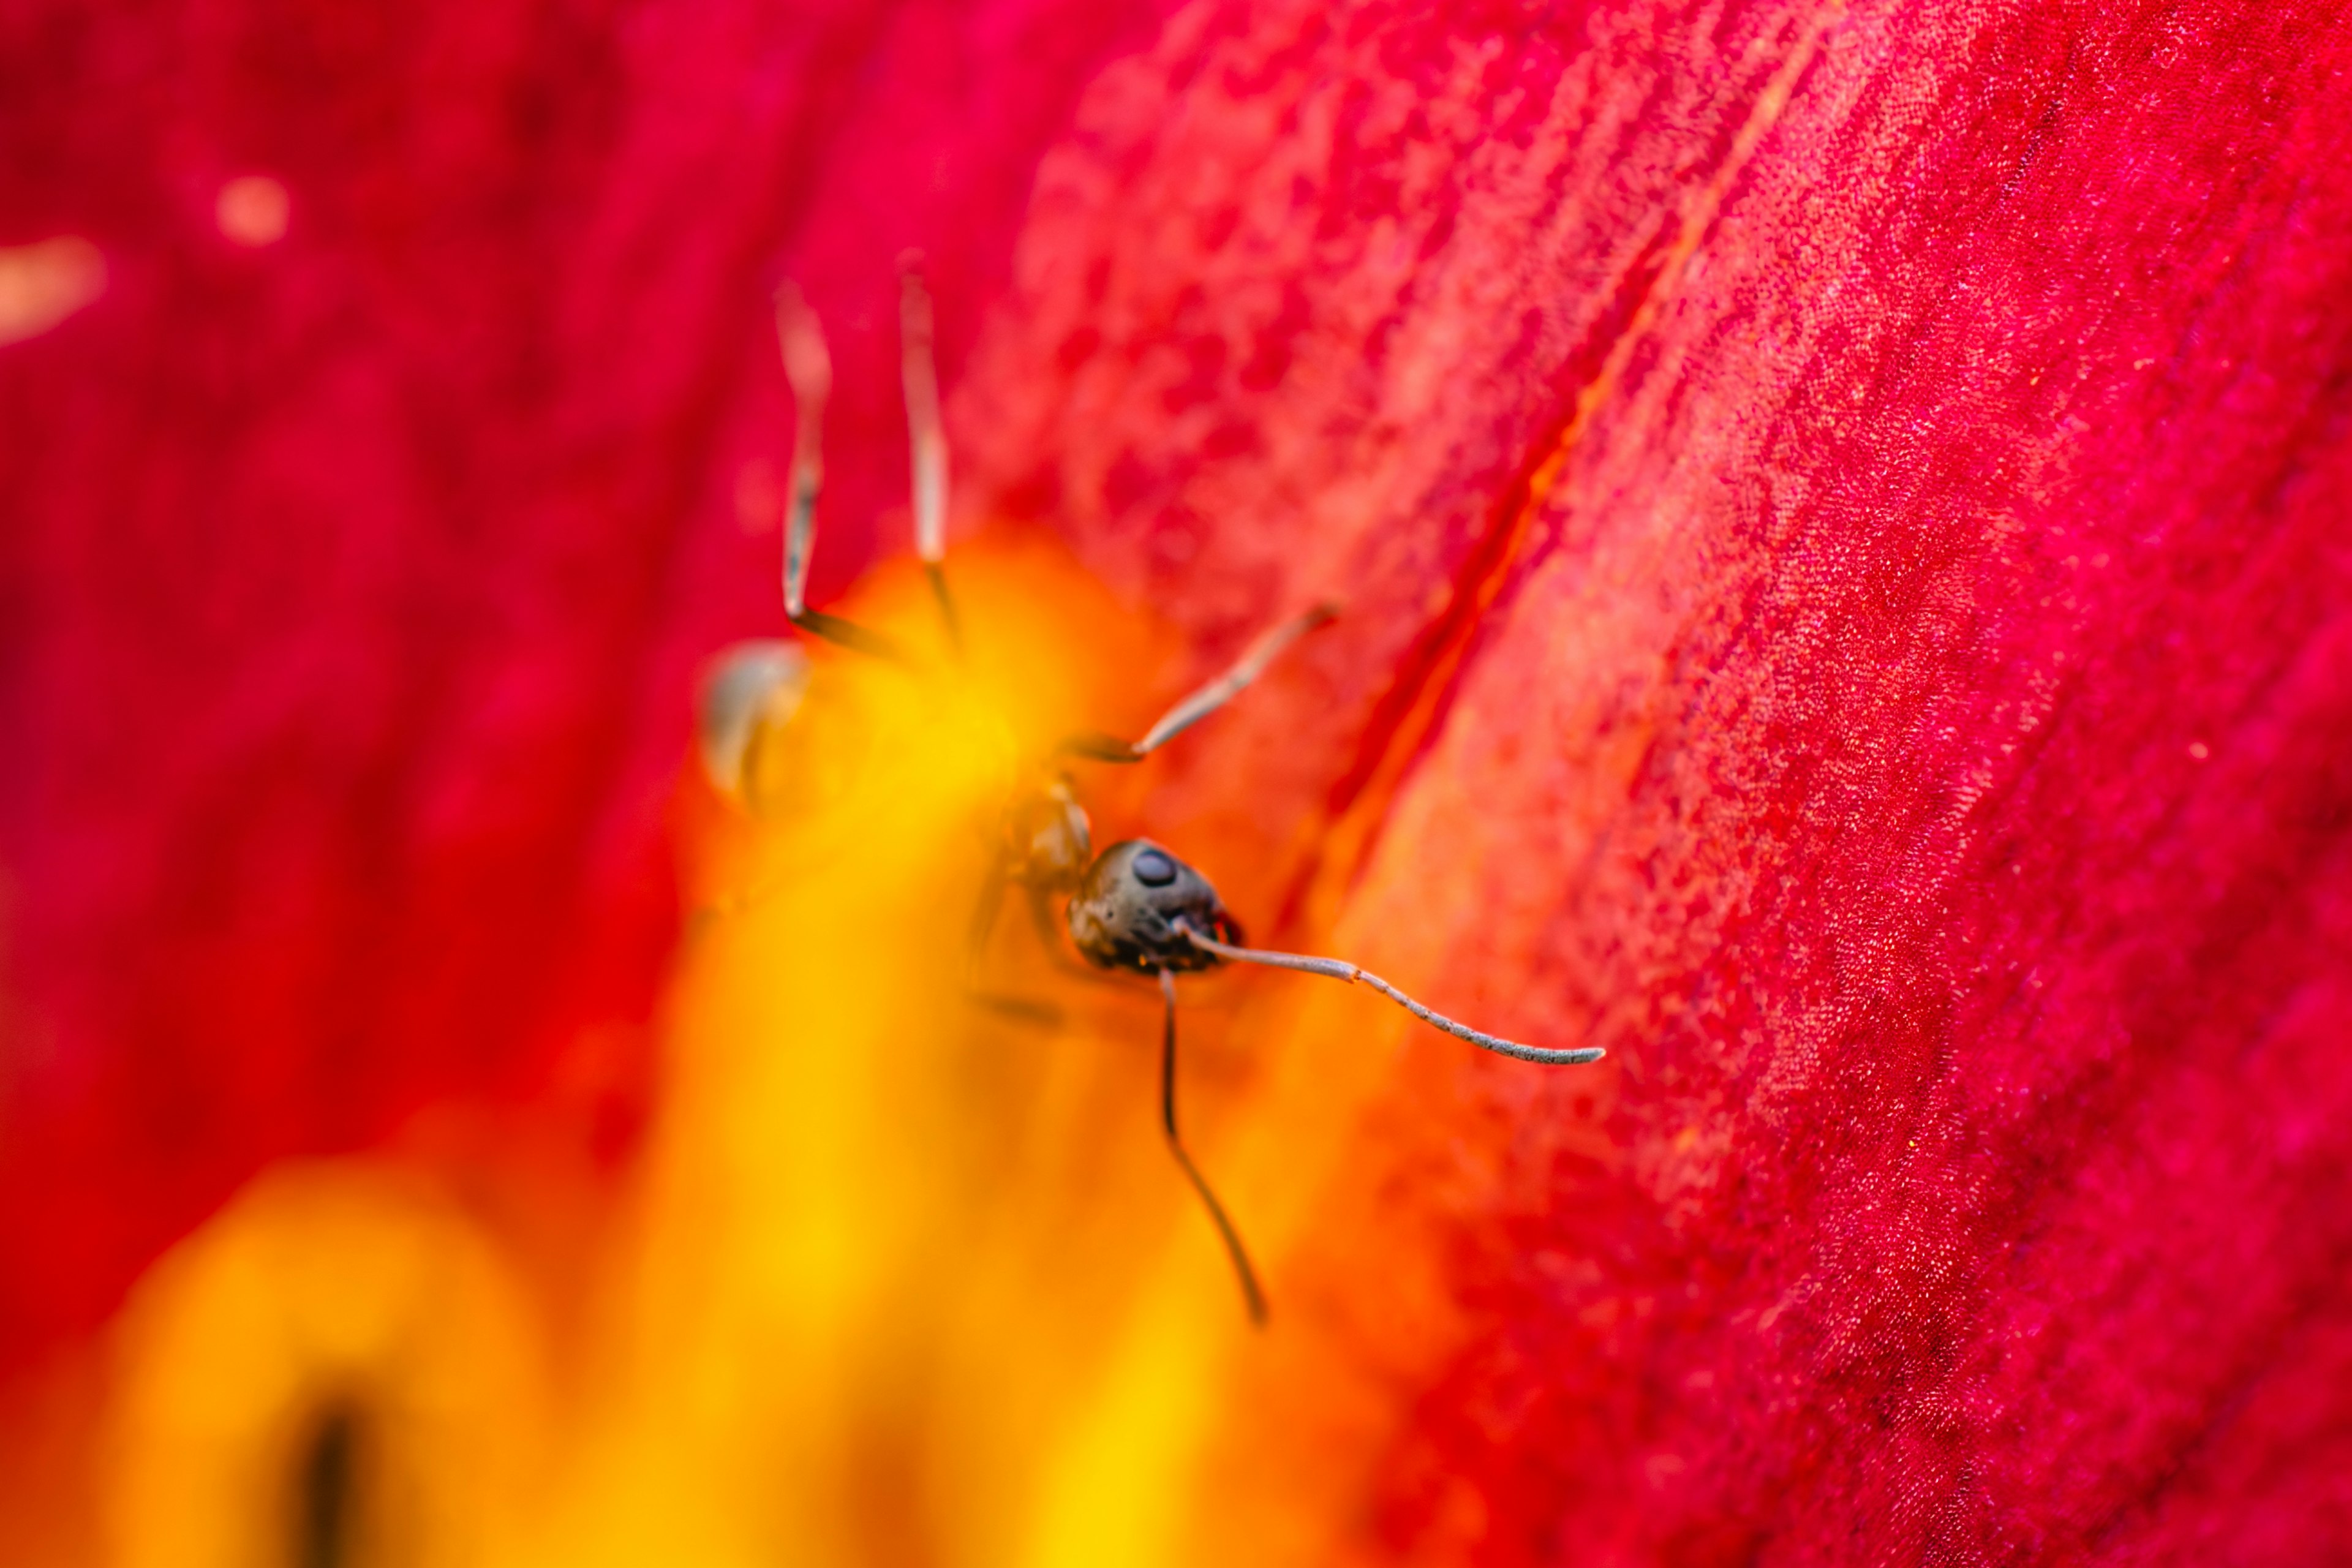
left=696, top=641, right=809, bottom=805
left=694, top=639, right=870, bottom=819
left=1130, top=847, right=1178, bottom=887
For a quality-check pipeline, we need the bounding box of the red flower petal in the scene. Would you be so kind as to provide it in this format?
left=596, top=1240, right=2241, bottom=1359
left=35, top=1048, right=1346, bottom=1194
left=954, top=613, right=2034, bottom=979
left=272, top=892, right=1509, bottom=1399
left=954, top=4, right=2352, bottom=1558
left=7, top=0, right=2352, bottom=1559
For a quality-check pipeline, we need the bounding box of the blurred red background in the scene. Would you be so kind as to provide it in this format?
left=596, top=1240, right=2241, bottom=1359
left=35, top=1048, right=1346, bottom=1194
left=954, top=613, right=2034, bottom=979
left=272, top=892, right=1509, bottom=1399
left=6, top=0, right=2352, bottom=1559
left=0, top=0, right=1181, bottom=1352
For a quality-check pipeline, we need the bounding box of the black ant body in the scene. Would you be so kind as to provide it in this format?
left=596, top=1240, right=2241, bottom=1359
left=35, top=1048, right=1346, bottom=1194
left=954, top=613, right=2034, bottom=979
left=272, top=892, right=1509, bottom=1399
left=698, top=264, right=1602, bottom=1325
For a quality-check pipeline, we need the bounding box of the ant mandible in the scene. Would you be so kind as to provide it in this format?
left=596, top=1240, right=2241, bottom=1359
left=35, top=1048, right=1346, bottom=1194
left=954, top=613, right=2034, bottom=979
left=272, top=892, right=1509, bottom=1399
left=698, top=260, right=1603, bottom=1326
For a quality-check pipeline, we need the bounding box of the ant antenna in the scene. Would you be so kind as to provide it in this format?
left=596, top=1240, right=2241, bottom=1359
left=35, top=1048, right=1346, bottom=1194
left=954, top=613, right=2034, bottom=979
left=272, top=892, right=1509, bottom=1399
left=1061, top=602, right=1338, bottom=763
left=1175, top=922, right=1604, bottom=1066
left=898, top=255, right=962, bottom=652
left=1159, top=968, right=1268, bottom=1325
left=772, top=282, right=913, bottom=663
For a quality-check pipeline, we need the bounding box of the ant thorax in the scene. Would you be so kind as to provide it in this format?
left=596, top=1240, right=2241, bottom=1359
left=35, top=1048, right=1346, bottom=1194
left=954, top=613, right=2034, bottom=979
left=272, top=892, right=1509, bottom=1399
left=999, top=772, right=1092, bottom=893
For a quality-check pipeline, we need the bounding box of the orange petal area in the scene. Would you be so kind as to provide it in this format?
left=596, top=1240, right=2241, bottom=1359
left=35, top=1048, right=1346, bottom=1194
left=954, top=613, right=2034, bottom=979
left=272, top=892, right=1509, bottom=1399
left=575, top=538, right=1191, bottom=1564
left=99, top=1163, right=551, bottom=1567
left=88, top=535, right=1510, bottom=1566
left=614, top=536, right=1419, bottom=1566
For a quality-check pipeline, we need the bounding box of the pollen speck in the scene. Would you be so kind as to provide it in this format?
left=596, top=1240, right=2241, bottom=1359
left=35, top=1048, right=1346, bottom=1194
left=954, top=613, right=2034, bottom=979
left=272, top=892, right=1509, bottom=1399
left=0, top=236, right=105, bottom=346
left=217, top=175, right=291, bottom=247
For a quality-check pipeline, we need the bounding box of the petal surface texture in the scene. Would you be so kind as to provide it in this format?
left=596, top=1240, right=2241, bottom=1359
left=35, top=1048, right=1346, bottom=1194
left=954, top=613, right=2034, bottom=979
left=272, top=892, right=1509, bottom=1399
left=5, top=0, right=2352, bottom=1563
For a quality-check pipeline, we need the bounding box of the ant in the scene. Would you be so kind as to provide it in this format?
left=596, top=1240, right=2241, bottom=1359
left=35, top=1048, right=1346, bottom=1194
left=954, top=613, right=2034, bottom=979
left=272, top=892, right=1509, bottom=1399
left=697, top=262, right=1602, bottom=1325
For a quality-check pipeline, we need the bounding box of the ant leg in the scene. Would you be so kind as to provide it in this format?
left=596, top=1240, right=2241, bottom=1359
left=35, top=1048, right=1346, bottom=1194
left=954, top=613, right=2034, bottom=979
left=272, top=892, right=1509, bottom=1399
left=899, top=259, right=963, bottom=653
left=963, top=864, right=1067, bottom=1027
left=1058, top=603, right=1338, bottom=763
left=1174, top=922, right=1605, bottom=1066
left=1159, top=969, right=1268, bottom=1326
left=772, top=283, right=914, bottom=664
left=967, top=992, right=1063, bottom=1028
left=968, top=862, right=1010, bottom=971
